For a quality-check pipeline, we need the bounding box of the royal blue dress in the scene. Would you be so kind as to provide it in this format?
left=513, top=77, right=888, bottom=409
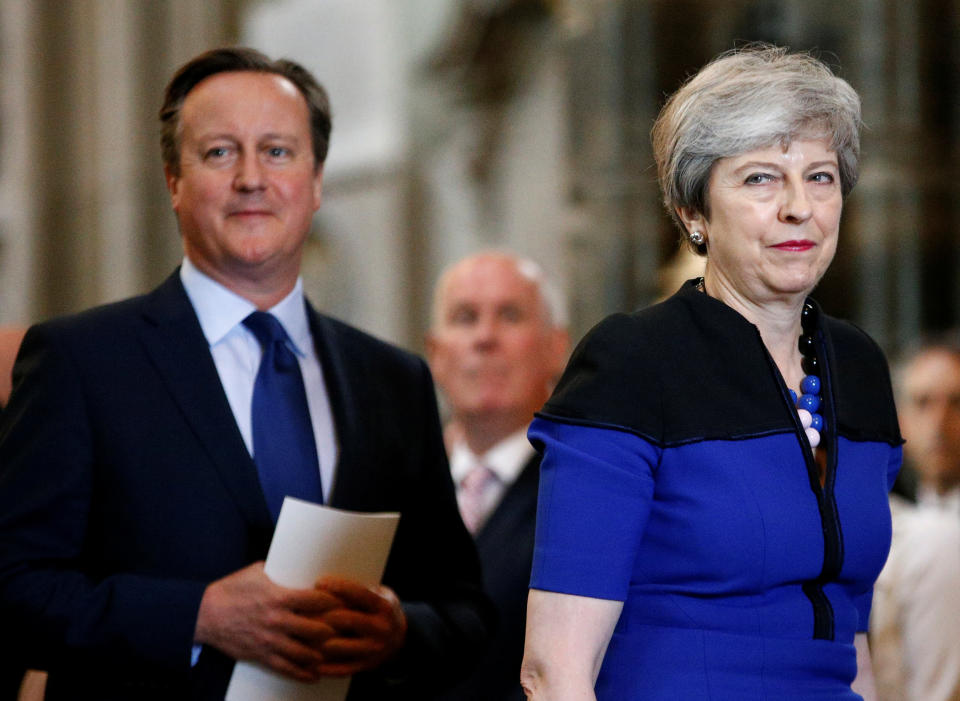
left=529, top=281, right=902, bottom=700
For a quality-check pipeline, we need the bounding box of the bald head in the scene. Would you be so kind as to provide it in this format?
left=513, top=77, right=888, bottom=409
left=430, top=252, right=566, bottom=330
left=427, top=253, right=569, bottom=453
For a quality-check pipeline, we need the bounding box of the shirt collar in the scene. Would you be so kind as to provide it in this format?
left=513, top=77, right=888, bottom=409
left=917, top=484, right=960, bottom=513
left=450, top=427, right=535, bottom=485
left=180, top=257, right=311, bottom=357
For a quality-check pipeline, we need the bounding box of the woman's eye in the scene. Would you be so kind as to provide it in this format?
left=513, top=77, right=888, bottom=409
left=745, top=173, right=773, bottom=185
left=810, top=171, right=835, bottom=183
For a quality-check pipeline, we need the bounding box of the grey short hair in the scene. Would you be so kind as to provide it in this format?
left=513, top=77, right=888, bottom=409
left=515, top=257, right=568, bottom=328
left=651, top=44, right=862, bottom=254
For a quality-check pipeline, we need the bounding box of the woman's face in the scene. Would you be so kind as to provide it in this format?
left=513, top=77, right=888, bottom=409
left=683, top=138, right=842, bottom=305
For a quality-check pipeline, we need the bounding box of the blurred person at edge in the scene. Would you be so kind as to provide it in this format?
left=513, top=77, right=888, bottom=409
left=520, top=44, right=902, bottom=701
left=0, top=47, right=490, bottom=700
left=0, top=327, right=28, bottom=699
left=426, top=252, right=569, bottom=701
left=0, top=327, right=24, bottom=409
left=871, top=340, right=960, bottom=701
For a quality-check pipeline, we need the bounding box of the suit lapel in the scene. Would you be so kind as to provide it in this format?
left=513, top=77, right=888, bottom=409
left=305, top=306, right=369, bottom=508
left=136, top=272, right=272, bottom=528
left=475, top=453, right=540, bottom=546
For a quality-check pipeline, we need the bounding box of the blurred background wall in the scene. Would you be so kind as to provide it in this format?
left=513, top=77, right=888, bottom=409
left=0, top=0, right=957, bottom=355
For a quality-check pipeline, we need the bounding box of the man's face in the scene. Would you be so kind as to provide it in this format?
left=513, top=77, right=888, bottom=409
left=165, top=71, right=323, bottom=297
left=427, top=256, right=568, bottom=432
left=900, top=348, right=960, bottom=494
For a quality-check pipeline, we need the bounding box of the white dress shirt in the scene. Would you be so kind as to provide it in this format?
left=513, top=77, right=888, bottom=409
left=871, top=493, right=960, bottom=701
left=180, top=260, right=339, bottom=667
left=450, top=428, right=535, bottom=533
left=180, top=258, right=339, bottom=501
left=917, top=484, right=960, bottom=515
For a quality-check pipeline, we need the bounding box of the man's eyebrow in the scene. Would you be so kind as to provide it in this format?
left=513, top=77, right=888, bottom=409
left=259, top=132, right=302, bottom=142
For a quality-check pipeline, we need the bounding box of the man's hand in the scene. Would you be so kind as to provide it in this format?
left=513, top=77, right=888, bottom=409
left=313, top=577, right=408, bottom=677
left=194, top=562, right=342, bottom=682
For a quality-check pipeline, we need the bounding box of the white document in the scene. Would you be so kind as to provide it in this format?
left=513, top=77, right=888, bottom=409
left=225, top=497, right=401, bottom=701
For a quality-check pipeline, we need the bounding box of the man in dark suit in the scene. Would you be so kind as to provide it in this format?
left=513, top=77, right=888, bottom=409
left=426, top=252, right=569, bottom=701
left=0, top=48, right=489, bottom=701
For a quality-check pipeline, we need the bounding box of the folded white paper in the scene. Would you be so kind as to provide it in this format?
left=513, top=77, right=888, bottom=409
left=225, top=497, right=400, bottom=701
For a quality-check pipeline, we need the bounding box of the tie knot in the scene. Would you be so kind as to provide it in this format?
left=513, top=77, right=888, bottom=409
left=244, top=311, right=288, bottom=347
left=461, top=462, right=496, bottom=491
left=244, top=312, right=298, bottom=372
left=458, top=462, right=497, bottom=534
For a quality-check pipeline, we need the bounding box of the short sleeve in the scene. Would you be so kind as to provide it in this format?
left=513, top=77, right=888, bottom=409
left=886, top=444, right=903, bottom=492
left=528, top=417, right=660, bottom=601
left=854, top=587, right=873, bottom=632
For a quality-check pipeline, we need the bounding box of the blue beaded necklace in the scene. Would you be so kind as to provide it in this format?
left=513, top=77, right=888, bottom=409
left=695, top=280, right=824, bottom=450
left=792, top=302, right=823, bottom=449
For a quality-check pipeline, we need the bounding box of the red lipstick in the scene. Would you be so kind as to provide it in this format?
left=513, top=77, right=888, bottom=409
left=772, top=240, right=815, bottom=251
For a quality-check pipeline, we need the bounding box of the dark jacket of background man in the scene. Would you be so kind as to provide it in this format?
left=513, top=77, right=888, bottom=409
left=427, top=253, right=569, bottom=700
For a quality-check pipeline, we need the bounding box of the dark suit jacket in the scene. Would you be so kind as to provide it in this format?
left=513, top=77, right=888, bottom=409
left=437, top=452, right=540, bottom=701
left=0, top=272, right=491, bottom=700
left=0, top=399, right=23, bottom=701
left=0, top=403, right=26, bottom=701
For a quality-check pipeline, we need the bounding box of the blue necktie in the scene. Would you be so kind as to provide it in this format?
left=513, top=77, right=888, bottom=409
left=244, top=311, right=322, bottom=521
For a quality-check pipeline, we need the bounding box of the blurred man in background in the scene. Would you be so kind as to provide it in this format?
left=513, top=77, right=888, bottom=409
left=0, top=327, right=24, bottom=409
left=427, top=251, right=569, bottom=700
left=871, top=340, right=960, bottom=701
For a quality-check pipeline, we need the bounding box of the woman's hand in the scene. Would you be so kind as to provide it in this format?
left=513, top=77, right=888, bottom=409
left=520, top=589, right=623, bottom=700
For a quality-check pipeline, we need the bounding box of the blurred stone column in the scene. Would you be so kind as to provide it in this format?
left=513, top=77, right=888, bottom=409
left=0, top=0, right=239, bottom=321
left=409, top=0, right=578, bottom=347
left=562, top=0, right=660, bottom=338
left=77, top=0, right=142, bottom=305
left=0, top=0, right=38, bottom=324
left=953, top=0, right=960, bottom=323
left=847, top=0, right=922, bottom=350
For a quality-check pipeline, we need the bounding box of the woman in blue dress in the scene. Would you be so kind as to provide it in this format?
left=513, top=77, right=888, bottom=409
left=520, top=45, right=902, bottom=700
